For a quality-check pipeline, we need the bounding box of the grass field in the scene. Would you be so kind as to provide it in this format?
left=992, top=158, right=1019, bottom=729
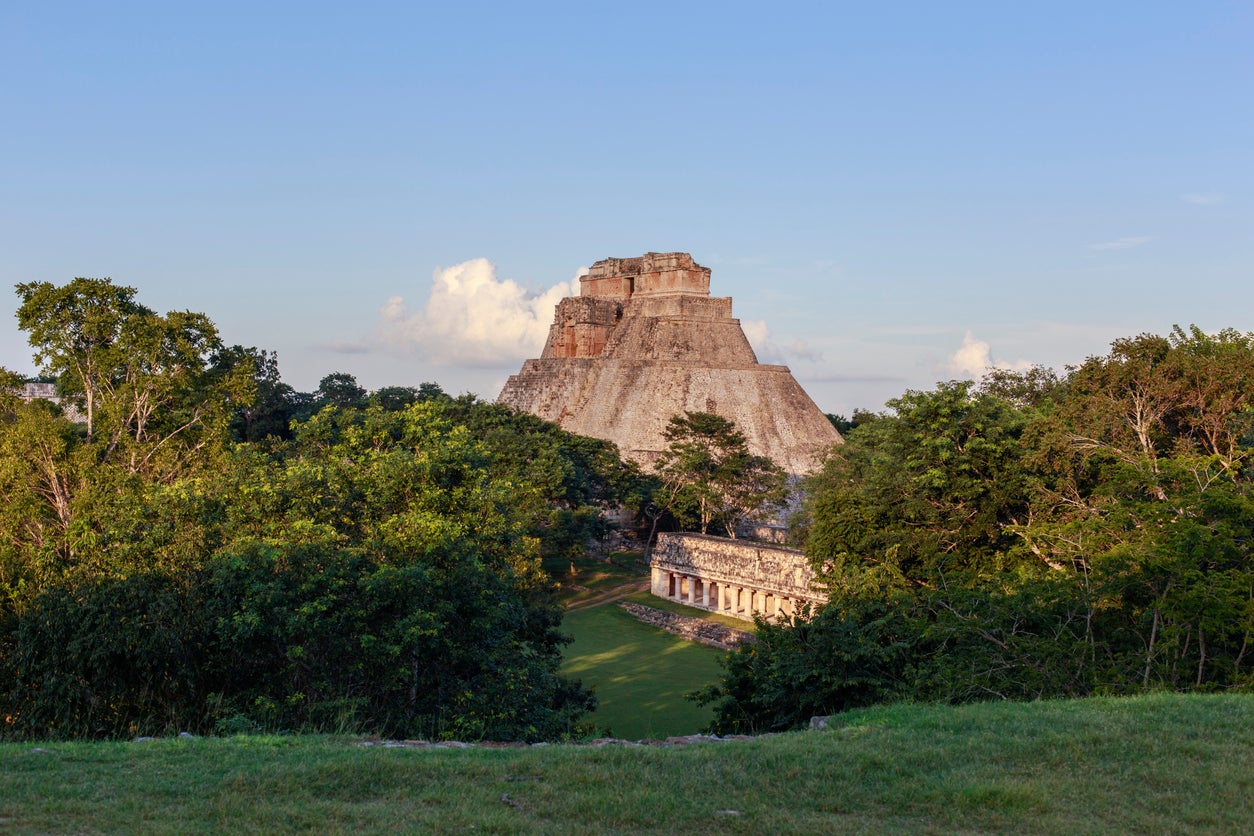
left=3, top=694, right=1251, bottom=833
left=548, top=549, right=742, bottom=738
left=560, top=603, right=725, bottom=739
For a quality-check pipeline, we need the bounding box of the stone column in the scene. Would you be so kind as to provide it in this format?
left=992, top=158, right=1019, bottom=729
left=687, top=576, right=698, bottom=605
left=702, top=580, right=712, bottom=609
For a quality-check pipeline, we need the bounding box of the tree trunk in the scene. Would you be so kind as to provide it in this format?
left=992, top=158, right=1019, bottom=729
left=1142, top=607, right=1160, bottom=686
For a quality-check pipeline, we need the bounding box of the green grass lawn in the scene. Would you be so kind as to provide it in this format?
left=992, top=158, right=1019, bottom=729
left=3, top=694, right=1251, bottom=833
left=560, top=603, right=726, bottom=739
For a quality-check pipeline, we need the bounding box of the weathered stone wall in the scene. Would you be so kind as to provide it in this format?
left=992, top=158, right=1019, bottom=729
left=650, top=533, right=825, bottom=621
left=506, top=360, right=838, bottom=473
left=579, top=252, right=711, bottom=299
left=20, top=383, right=58, bottom=401
left=16, top=382, right=83, bottom=421
left=541, top=297, right=623, bottom=359
left=737, top=524, right=789, bottom=544
left=619, top=293, right=733, bottom=322
left=619, top=602, right=753, bottom=650
left=598, top=308, right=755, bottom=366
left=499, top=358, right=596, bottom=421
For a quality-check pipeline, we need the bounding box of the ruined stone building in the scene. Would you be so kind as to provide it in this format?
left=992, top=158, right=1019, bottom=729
left=650, top=533, right=826, bottom=622
left=497, top=252, right=840, bottom=475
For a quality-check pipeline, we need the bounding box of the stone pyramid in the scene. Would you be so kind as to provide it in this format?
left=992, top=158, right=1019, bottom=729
left=497, top=252, right=841, bottom=474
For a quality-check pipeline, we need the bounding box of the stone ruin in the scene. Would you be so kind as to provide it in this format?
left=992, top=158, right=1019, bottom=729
left=649, top=533, right=826, bottom=622
left=497, top=252, right=841, bottom=474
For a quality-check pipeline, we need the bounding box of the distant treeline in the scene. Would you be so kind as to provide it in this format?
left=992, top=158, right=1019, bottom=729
left=700, top=326, right=1254, bottom=732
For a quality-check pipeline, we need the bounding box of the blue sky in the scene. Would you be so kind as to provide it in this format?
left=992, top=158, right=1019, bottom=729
left=3, top=1, right=1250, bottom=415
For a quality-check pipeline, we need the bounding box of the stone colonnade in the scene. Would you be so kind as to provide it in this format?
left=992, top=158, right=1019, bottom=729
left=649, top=533, right=825, bottom=623
left=651, top=567, right=804, bottom=620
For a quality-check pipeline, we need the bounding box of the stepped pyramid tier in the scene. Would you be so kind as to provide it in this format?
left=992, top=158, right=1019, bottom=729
left=497, top=252, right=842, bottom=474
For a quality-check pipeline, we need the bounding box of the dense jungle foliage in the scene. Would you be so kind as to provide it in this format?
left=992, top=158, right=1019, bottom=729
left=0, top=278, right=648, bottom=741
left=702, top=326, right=1254, bottom=733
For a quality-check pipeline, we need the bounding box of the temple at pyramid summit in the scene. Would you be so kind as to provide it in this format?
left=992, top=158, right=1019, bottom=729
left=497, top=252, right=841, bottom=474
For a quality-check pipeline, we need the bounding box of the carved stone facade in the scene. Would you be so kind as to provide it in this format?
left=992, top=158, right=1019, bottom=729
left=650, top=533, right=826, bottom=621
left=19, top=382, right=58, bottom=402
left=16, top=382, right=82, bottom=421
left=497, top=252, right=841, bottom=474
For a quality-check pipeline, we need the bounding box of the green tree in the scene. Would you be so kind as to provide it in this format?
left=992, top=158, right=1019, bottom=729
left=0, top=571, right=211, bottom=738
left=1012, top=326, right=1254, bottom=689
left=0, top=393, right=81, bottom=590
left=978, top=364, right=1062, bottom=408
left=439, top=396, right=652, bottom=556
left=213, top=345, right=301, bottom=442
left=654, top=411, right=786, bottom=537
left=825, top=412, right=866, bottom=434
left=0, top=367, right=24, bottom=405
left=371, top=385, right=420, bottom=411
left=696, top=597, right=914, bottom=734
left=803, top=381, right=1032, bottom=589
left=0, top=399, right=600, bottom=740
left=3, top=281, right=612, bottom=741
left=701, top=327, right=1254, bottom=733
left=4, top=280, right=249, bottom=587
left=14, top=278, right=144, bottom=442
left=15, top=278, right=246, bottom=478
left=315, top=372, right=366, bottom=409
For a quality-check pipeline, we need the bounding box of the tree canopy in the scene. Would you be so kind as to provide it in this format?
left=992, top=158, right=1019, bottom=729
left=0, top=277, right=647, bottom=741
left=701, top=326, right=1254, bottom=733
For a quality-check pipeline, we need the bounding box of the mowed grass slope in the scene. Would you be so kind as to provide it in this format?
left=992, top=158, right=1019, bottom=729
left=561, top=603, right=725, bottom=739
left=2, top=695, right=1251, bottom=833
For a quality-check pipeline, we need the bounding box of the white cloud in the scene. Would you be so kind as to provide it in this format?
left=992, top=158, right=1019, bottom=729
left=786, top=339, right=823, bottom=362
left=1183, top=191, right=1223, bottom=205
left=742, top=319, right=783, bottom=363
left=319, top=339, right=371, bottom=354
left=1089, top=236, right=1152, bottom=251
left=743, top=322, right=825, bottom=364
left=377, top=258, right=581, bottom=367
left=948, top=331, right=994, bottom=376
left=946, top=331, right=1034, bottom=378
